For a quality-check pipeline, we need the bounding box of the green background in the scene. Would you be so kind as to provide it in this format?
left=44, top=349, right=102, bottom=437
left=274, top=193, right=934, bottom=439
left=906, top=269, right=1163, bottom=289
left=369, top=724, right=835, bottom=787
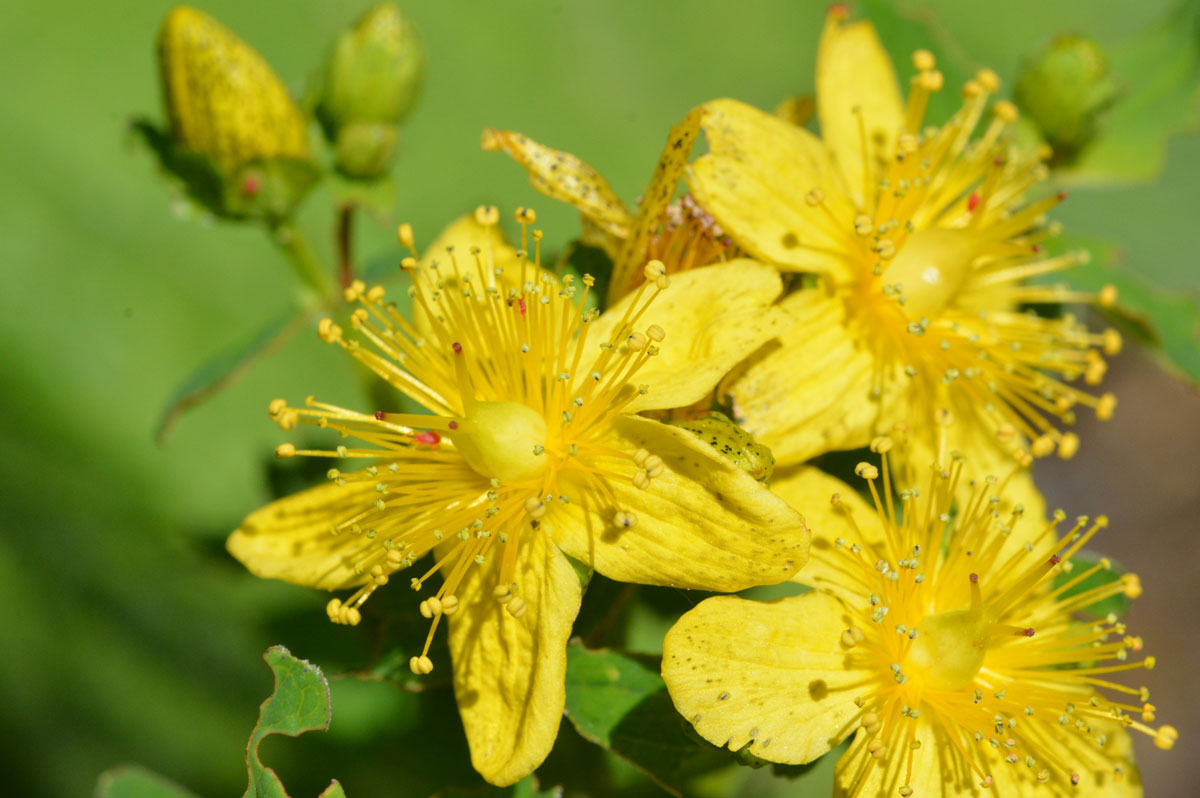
left=1, top=0, right=1197, bottom=796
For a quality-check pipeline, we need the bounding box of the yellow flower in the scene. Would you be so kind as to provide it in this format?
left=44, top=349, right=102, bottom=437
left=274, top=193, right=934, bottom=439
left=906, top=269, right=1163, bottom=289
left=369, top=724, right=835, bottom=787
left=482, top=116, right=738, bottom=303
left=662, top=433, right=1175, bottom=797
left=159, top=5, right=309, bottom=172
left=687, top=7, right=1121, bottom=478
left=227, top=207, right=809, bottom=785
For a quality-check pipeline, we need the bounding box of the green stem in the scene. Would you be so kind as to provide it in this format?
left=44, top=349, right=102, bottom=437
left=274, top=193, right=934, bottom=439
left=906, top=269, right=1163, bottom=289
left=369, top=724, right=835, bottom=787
left=270, top=221, right=333, bottom=300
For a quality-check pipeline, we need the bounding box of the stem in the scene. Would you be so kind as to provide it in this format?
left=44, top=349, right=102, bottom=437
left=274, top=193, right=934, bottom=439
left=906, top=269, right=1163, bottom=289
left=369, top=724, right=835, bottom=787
left=270, top=220, right=333, bottom=299
left=337, top=202, right=356, bottom=288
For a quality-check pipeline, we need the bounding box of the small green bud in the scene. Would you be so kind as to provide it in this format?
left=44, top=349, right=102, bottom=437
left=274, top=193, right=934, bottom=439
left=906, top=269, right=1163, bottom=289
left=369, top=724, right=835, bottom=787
left=316, top=3, right=425, bottom=178
left=1014, top=35, right=1120, bottom=158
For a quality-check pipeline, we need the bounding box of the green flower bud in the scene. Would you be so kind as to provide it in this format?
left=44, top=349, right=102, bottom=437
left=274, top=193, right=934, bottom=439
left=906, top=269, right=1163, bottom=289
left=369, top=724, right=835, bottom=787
left=316, top=3, right=425, bottom=178
left=159, top=5, right=309, bottom=173
left=1014, top=35, right=1120, bottom=158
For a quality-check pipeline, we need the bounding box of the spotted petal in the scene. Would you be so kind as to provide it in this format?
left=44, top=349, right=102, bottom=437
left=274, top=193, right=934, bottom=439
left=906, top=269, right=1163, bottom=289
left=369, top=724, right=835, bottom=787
left=548, top=414, right=809, bottom=592
left=587, top=258, right=788, bottom=414
left=662, top=590, right=871, bottom=764
left=445, top=525, right=583, bottom=786
left=227, top=480, right=381, bottom=590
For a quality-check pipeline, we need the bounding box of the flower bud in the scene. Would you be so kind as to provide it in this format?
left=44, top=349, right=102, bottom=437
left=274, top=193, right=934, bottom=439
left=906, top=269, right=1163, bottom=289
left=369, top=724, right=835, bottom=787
left=158, top=5, right=309, bottom=173
left=316, top=3, right=425, bottom=178
left=1014, top=35, right=1120, bottom=158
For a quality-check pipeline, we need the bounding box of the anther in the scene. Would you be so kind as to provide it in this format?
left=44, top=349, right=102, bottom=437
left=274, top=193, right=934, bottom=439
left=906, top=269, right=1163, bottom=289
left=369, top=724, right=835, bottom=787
left=274, top=443, right=296, bottom=458
left=855, top=462, right=880, bottom=480
left=1154, top=726, right=1178, bottom=750
left=912, top=49, right=935, bottom=71
left=409, top=655, right=433, bottom=675
left=1096, top=393, right=1117, bottom=421
left=474, top=205, right=499, bottom=225
left=646, top=324, right=666, bottom=342
left=506, top=596, right=528, bottom=618
left=515, top=207, right=537, bottom=224
left=397, top=223, right=414, bottom=248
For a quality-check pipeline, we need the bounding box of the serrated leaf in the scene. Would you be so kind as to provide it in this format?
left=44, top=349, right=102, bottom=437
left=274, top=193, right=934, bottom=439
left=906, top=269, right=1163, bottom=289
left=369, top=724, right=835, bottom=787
left=861, top=0, right=973, bottom=125
left=94, top=764, right=199, bottom=798
left=563, top=643, right=726, bottom=796
left=1053, top=551, right=1130, bottom=620
left=156, top=307, right=315, bottom=443
left=1063, top=0, right=1200, bottom=185
left=1053, top=236, right=1200, bottom=385
left=243, top=645, right=339, bottom=798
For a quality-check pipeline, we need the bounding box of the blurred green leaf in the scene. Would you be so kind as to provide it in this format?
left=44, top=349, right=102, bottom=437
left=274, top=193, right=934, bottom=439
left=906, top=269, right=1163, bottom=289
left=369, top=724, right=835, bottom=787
left=95, top=765, right=198, bottom=798
left=1053, top=552, right=1131, bottom=619
left=329, top=172, right=397, bottom=221
left=1062, top=0, right=1200, bottom=184
left=861, top=0, right=973, bottom=124
left=317, top=782, right=347, bottom=798
left=563, top=643, right=725, bottom=797
left=244, top=646, right=341, bottom=798
left=1055, top=236, right=1200, bottom=385
left=433, top=775, right=562, bottom=798
left=156, top=308, right=314, bottom=443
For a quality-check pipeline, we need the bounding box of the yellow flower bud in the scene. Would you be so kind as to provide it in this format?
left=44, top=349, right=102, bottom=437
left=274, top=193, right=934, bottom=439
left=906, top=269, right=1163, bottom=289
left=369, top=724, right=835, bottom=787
left=158, top=5, right=309, bottom=173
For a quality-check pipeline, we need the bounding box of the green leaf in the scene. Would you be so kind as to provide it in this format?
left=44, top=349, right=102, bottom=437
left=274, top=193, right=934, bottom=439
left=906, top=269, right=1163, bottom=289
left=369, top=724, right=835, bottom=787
left=155, top=307, right=315, bottom=443
left=1052, top=551, right=1131, bottom=620
left=563, top=643, right=726, bottom=796
left=95, top=765, right=199, bottom=798
left=1053, top=236, right=1200, bottom=385
left=432, top=775, right=561, bottom=798
left=243, top=645, right=340, bottom=798
left=860, top=0, right=973, bottom=125
left=317, top=782, right=348, bottom=798
left=1062, top=1, right=1200, bottom=185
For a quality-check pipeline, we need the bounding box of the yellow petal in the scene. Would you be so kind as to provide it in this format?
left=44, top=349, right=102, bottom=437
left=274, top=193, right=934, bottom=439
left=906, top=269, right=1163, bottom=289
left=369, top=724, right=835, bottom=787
left=446, top=526, right=582, bottom=786
left=900, top=393, right=1049, bottom=526
left=816, top=9, right=904, bottom=208
left=412, top=213, right=524, bottom=340
left=833, top=712, right=1142, bottom=797
left=727, top=289, right=902, bottom=466
left=770, top=465, right=879, bottom=597
left=688, top=98, right=853, bottom=279
left=589, top=259, right=788, bottom=413
left=662, top=590, right=871, bottom=764
left=226, top=481, right=380, bottom=590
left=481, top=127, right=632, bottom=255
left=609, top=108, right=703, bottom=301
left=548, top=414, right=809, bottom=591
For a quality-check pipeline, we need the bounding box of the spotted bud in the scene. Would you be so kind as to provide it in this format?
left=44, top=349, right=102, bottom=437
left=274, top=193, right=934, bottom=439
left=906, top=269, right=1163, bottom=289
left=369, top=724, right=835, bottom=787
left=158, top=6, right=309, bottom=173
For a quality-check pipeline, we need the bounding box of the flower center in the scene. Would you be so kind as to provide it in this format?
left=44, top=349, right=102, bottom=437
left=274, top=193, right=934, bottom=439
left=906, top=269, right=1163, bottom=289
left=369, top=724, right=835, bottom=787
left=453, top=401, right=548, bottom=483
left=906, top=608, right=987, bottom=691
left=883, top=228, right=978, bottom=318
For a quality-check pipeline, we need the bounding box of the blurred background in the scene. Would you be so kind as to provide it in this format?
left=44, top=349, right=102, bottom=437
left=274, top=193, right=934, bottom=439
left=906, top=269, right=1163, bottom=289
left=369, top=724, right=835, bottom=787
left=1, top=0, right=1197, bottom=796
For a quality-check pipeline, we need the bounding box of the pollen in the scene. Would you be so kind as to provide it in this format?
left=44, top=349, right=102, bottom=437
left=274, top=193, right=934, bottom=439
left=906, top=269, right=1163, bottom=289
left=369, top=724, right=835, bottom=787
left=262, top=207, right=672, bottom=673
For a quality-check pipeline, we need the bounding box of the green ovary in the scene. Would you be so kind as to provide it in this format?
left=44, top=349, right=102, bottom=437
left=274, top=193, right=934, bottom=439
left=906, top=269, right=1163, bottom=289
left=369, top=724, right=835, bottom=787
left=454, top=401, right=549, bottom=484
left=906, top=609, right=988, bottom=691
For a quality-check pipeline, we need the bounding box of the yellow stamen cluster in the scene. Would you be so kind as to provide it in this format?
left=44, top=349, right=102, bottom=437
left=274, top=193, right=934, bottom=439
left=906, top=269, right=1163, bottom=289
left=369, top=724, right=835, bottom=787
left=820, top=431, right=1175, bottom=795
left=645, top=193, right=739, bottom=278
left=268, top=207, right=674, bottom=673
left=810, top=49, right=1120, bottom=461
